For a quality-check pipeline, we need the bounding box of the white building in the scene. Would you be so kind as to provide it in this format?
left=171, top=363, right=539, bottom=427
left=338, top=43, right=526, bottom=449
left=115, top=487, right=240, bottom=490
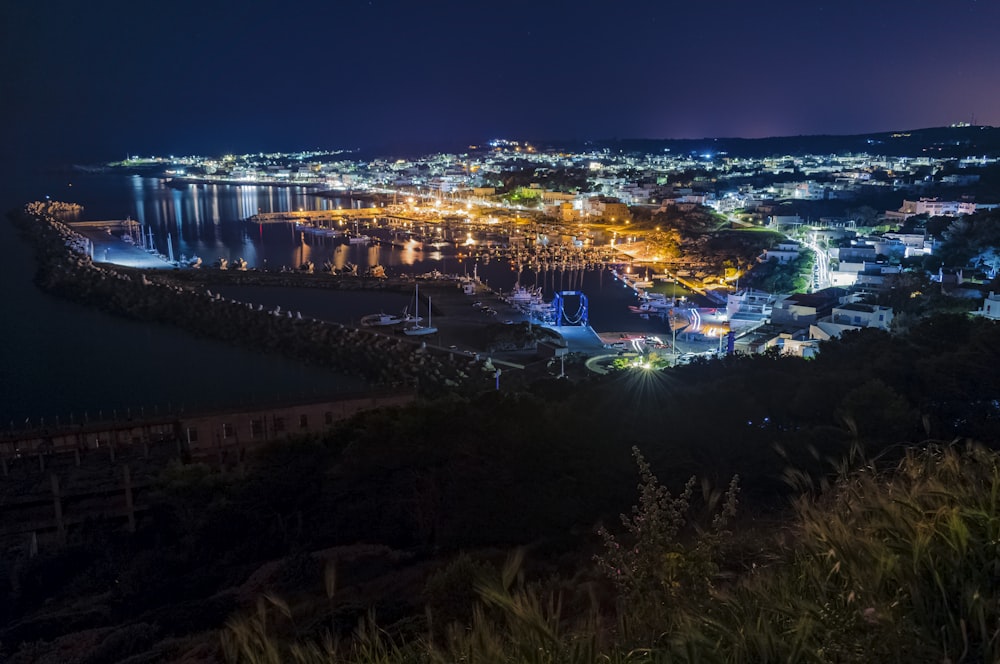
left=975, top=292, right=1000, bottom=320
left=889, top=197, right=978, bottom=221
left=762, top=241, right=802, bottom=264
left=809, top=303, right=893, bottom=340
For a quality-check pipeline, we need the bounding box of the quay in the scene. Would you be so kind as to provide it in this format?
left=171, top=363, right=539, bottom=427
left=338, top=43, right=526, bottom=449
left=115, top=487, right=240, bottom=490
left=67, top=218, right=140, bottom=231
left=248, top=208, right=382, bottom=224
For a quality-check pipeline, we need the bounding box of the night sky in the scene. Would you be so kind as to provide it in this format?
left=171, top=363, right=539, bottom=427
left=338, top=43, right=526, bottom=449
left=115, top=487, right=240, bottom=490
left=3, top=0, right=999, bottom=163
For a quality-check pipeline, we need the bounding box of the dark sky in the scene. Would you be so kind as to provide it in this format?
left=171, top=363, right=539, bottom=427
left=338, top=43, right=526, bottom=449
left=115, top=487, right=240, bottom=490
left=3, top=0, right=999, bottom=162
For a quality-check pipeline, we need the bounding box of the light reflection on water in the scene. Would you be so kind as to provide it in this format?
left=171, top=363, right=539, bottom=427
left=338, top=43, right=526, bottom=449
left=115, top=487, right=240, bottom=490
left=112, top=177, right=671, bottom=331
left=77, top=174, right=679, bottom=329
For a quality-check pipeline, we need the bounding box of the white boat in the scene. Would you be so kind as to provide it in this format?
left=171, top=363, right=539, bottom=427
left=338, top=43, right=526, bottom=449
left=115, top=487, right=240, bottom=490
left=361, top=312, right=406, bottom=327
left=506, top=284, right=545, bottom=308
left=403, top=284, right=438, bottom=336
left=361, top=303, right=423, bottom=327
left=629, top=295, right=673, bottom=314
left=348, top=219, right=370, bottom=244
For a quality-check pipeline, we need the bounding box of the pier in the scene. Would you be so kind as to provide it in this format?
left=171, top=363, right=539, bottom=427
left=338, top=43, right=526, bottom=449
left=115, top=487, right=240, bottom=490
left=67, top=219, right=140, bottom=231
left=248, top=208, right=382, bottom=224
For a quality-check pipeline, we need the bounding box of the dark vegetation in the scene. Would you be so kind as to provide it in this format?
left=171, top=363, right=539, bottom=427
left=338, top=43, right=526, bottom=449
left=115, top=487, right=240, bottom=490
left=4, top=311, right=1000, bottom=661
left=750, top=249, right=815, bottom=292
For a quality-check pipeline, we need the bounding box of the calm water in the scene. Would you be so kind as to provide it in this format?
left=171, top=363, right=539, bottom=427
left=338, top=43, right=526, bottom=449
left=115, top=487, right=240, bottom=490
left=0, top=172, right=671, bottom=422
left=0, top=172, right=367, bottom=424
left=103, top=175, right=675, bottom=331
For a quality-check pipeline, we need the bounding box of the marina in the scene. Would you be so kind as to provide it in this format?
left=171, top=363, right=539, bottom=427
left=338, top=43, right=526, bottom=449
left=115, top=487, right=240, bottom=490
left=7, top=173, right=735, bottom=425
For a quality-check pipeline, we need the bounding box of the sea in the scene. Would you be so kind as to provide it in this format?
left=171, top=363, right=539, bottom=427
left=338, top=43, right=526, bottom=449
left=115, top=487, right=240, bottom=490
left=0, top=170, right=674, bottom=424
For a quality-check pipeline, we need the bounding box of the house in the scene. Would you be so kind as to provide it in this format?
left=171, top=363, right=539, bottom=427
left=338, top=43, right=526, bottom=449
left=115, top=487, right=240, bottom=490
left=770, top=287, right=848, bottom=327
left=725, top=288, right=775, bottom=331
left=732, top=324, right=814, bottom=357
left=762, top=241, right=802, bottom=264
left=975, top=292, right=1000, bottom=320
left=809, top=303, right=894, bottom=340
left=782, top=337, right=821, bottom=358
left=853, top=264, right=902, bottom=293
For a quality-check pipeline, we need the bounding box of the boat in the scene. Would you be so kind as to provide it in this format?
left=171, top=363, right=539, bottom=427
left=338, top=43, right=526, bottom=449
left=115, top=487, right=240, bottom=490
left=347, top=219, right=371, bottom=244
left=361, top=312, right=407, bottom=327
left=360, top=302, right=423, bottom=327
left=629, top=299, right=673, bottom=314
left=505, top=284, right=545, bottom=308
left=403, top=283, right=438, bottom=336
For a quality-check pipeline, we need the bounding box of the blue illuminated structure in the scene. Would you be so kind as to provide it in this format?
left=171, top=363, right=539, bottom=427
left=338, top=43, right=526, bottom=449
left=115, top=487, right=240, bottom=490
left=552, top=290, right=589, bottom=327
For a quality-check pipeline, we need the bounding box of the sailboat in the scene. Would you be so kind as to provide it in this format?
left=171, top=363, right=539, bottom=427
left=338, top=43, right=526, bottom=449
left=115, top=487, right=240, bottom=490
left=403, top=283, right=438, bottom=336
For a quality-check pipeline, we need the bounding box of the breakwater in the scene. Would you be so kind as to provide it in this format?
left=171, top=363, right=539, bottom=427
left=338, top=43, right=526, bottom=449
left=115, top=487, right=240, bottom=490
left=10, top=202, right=493, bottom=397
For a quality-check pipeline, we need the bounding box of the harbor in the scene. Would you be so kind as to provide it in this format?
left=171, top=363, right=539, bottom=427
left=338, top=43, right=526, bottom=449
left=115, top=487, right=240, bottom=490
left=67, top=202, right=727, bottom=367
left=7, top=172, right=741, bottom=422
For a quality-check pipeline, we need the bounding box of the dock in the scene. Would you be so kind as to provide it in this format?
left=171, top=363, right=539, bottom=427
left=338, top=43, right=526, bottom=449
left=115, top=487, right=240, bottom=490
left=67, top=219, right=140, bottom=231
left=248, top=208, right=382, bottom=224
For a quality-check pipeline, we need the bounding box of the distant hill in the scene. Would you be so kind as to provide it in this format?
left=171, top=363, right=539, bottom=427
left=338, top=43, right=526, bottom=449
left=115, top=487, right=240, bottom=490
left=533, top=126, right=1000, bottom=159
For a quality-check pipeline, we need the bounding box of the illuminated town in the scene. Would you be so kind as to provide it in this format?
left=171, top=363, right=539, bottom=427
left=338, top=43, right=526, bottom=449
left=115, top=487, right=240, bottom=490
left=98, top=128, right=1000, bottom=362
left=5, top=0, right=1000, bottom=660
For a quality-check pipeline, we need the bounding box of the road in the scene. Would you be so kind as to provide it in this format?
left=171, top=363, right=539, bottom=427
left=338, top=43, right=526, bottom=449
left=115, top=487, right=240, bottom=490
left=804, top=232, right=831, bottom=290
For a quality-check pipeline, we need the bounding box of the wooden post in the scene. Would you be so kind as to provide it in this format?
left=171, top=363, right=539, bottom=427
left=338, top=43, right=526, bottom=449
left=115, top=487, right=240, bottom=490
left=74, top=448, right=81, bottom=467
left=108, top=443, right=115, bottom=464
left=51, top=474, right=66, bottom=545
left=123, top=465, right=135, bottom=533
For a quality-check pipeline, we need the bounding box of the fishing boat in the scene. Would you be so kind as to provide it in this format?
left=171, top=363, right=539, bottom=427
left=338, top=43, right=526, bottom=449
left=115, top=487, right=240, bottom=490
left=505, top=284, right=545, bottom=308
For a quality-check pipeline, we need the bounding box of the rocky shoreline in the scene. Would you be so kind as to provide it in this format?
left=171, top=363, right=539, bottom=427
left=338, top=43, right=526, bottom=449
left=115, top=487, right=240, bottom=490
left=10, top=202, right=494, bottom=397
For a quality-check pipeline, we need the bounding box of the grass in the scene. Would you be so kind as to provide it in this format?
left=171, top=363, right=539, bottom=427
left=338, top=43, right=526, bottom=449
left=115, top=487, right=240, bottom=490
left=222, top=442, right=1000, bottom=664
